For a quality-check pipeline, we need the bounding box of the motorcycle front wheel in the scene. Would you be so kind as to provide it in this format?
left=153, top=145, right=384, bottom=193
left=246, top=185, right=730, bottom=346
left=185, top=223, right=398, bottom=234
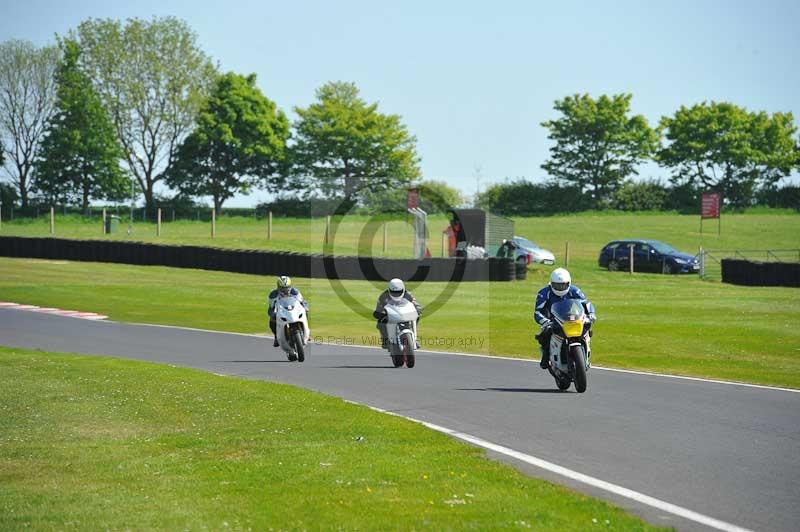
left=293, top=330, right=305, bottom=362
left=401, top=333, right=415, bottom=368
left=571, top=345, right=587, bottom=393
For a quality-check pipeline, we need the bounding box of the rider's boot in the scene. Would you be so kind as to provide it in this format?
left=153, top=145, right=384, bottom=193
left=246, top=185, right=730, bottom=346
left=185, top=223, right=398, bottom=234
left=539, top=347, right=550, bottom=369
left=273, top=336, right=279, bottom=347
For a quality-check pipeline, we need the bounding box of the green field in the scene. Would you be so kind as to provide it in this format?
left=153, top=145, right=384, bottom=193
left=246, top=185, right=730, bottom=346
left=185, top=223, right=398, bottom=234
left=0, top=346, right=660, bottom=530
left=2, top=209, right=798, bottom=272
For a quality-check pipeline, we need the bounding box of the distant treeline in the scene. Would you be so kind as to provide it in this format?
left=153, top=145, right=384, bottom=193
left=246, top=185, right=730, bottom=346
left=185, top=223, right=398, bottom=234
left=475, top=179, right=800, bottom=217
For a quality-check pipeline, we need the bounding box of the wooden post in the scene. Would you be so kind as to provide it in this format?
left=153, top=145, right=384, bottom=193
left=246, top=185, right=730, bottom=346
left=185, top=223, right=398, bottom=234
left=324, top=215, right=331, bottom=245
left=629, top=244, right=634, bottom=274
left=441, top=231, right=446, bottom=257
left=268, top=211, right=273, bottom=240
left=382, top=223, right=388, bottom=253
left=157, top=208, right=161, bottom=237
left=172, top=209, right=175, bottom=222
left=102, top=208, right=106, bottom=235
left=564, top=241, right=570, bottom=267
left=0, top=205, right=2, bottom=231
left=50, top=207, right=55, bottom=234
left=211, top=209, right=216, bottom=238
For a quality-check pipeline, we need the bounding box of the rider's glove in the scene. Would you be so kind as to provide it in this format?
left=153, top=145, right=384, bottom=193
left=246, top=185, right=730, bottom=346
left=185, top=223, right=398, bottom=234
left=539, top=319, right=552, bottom=331
left=588, top=313, right=596, bottom=323
left=378, top=315, right=388, bottom=323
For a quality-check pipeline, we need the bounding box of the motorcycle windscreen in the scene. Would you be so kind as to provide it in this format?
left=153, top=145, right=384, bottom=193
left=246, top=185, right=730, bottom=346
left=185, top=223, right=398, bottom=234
left=551, top=299, right=585, bottom=337
left=279, top=296, right=300, bottom=310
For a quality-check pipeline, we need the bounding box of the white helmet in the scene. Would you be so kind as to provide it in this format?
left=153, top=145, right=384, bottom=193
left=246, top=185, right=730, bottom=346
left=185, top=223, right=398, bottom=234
left=388, top=278, right=405, bottom=301
left=549, top=268, right=571, bottom=297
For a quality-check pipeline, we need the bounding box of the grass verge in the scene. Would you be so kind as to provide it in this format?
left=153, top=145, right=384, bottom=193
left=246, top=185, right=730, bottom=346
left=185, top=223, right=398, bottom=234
left=0, top=345, right=661, bottom=530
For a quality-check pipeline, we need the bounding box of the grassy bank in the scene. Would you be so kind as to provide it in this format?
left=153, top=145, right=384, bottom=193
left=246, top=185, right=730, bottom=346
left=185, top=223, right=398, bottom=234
left=2, top=257, right=798, bottom=388
left=0, top=346, right=660, bottom=530
left=2, top=211, right=798, bottom=268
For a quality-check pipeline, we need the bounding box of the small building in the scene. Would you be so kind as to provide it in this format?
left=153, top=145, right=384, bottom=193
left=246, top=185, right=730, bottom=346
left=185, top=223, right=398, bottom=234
left=445, top=209, right=514, bottom=257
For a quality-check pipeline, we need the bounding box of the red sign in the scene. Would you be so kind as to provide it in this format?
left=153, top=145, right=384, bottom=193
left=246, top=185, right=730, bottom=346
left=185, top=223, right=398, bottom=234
left=701, top=193, right=720, bottom=219
left=407, top=188, right=419, bottom=209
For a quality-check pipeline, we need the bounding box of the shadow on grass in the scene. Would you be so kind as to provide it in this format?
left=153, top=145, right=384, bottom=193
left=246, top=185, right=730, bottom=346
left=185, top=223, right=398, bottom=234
left=456, top=387, right=569, bottom=394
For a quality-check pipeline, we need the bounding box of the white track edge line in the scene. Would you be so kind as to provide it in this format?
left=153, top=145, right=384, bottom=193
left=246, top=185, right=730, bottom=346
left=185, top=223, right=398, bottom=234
left=358, top=402, right=753, bottom=532
left=103, top=320, right=800, bottom=394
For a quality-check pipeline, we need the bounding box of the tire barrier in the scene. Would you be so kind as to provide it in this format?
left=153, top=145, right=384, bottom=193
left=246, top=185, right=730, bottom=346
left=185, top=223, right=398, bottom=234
left=515, top=260, right=528, bottom=281
left=0, top=236, right=516, bottom=282
left=721, top=258, right=800, bottom=287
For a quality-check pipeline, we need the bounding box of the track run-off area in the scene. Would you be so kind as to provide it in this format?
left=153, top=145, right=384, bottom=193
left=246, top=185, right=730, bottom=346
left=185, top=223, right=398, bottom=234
left=1, top=308, right=798, bottom=532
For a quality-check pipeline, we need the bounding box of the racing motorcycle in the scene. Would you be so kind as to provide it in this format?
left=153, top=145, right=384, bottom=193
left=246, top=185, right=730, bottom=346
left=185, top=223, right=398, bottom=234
left=544, top=299, right=593, bottom=393
left=384, top=298, right=419, bottom=368
left=275, top=296, right=310, bottom=362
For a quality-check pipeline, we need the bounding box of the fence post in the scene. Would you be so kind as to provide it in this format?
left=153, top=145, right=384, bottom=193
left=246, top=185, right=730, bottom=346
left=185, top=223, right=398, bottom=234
left=211, top=209, right=216, bottom=238
left=699, top=246, right=704, bottom=279
left=172, top=209, right=175, bottom=222
left=157, top=208, right=161, bottom=237
left=102, top=208, right=106, bottom=235
left=383, top=223, right=388, bottom=253
left=441, top=231, right=446, bottom=257
left=50, top=207, right=55, bottom=235
left=324, top=215, right=331, bottom=245
left=564, top=241, right=570, bottom=267
left=268, top=211, right=272, bottom=240
left=0, top=205, right=2, bottom=231
left=629, top=244, right=634, bottom=274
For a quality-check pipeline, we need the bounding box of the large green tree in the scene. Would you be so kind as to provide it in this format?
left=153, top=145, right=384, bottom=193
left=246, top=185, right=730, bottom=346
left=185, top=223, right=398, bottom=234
left=362, top=179, right=466, bottom=213
left=70, top=17, right=217, bottom=214
left=0, top=39, right=60, bottom=207
left=34, top=40, right=127, bottom=212
left=541, top=94, right=658, bottom=207
left=658, top=102, right=799, bottom=207
left=290, top=81, right=420, bottom=205
left=167, top=73, right=289, bottom=214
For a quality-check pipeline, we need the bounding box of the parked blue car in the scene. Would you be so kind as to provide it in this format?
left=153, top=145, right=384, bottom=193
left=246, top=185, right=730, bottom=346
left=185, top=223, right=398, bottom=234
left=598, top=239, right=699, bottom=274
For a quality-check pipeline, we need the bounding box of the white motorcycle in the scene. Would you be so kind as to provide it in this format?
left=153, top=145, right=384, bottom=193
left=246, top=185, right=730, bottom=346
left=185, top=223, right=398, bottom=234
left=275, top=296, right=310, bottom=362
left=384, top=298, right=419, bottom=368
left=544, top=299, right=593, bottom=393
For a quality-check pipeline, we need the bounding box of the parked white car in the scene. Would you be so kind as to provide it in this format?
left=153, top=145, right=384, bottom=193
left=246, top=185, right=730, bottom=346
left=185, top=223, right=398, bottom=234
left=512, top=236, right=556, bottom=265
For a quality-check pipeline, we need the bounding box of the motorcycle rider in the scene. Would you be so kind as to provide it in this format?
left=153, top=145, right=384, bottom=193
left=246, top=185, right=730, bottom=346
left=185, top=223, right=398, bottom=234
left=373, top=278, right=423, bottom=349
left=534, top=268, right=596, bottom=369
left=268, top=276, right=308, bottom=347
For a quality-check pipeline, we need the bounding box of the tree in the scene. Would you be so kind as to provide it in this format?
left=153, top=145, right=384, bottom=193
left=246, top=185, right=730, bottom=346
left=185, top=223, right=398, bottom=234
left=475, top=179, right=591, bottom=216
left=33, top=39, right=127, bottom=212
left=658, top=102, right=799, bottom=207
left=0, top=39, right=60, bottom=207
left=362, top=179, right=465, bottom=213
left=541, top=94, right=658, bottom=207
left=70, top=17, right=217, bottom=214
left=166, top=72, right=289, bottom=214
left=290, top=81, right=420, bottom=205
left=610, top=180, right=668, bottom=211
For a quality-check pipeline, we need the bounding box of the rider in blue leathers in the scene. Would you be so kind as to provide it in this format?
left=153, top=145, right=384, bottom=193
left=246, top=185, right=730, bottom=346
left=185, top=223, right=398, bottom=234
left=534, top=268, right=596, bottom=369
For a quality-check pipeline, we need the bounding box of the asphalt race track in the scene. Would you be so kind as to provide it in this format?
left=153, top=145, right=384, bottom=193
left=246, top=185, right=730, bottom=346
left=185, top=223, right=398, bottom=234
left=2, top=308, right=798, bottom=531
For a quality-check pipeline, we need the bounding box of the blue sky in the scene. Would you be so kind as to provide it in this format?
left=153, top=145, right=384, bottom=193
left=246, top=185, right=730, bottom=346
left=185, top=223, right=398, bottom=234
left=2, top=0, right=798, bottom=206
